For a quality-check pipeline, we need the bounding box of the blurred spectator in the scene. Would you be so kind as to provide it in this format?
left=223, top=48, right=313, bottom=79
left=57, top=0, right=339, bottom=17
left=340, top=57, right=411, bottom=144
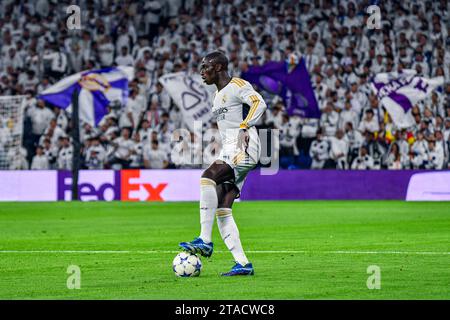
left=7, top=146, right=29, bottom=170
left=338, top=100, right=359, bottom=130
left=425, top=139, right=444, bottom=169
left=26, top=100, right=54, bottom=146
left=43, top=43, right=68, bottom=82
left=410, top=132, right=428, bottom=168
left=42, top=118, right=65, bottom=146
left=118, top=88, right=146, bottom=132
left=129, top=133, right=144, bottom=169
left=19, top=70, right=39, bottom=93
left=149, top=82, right=171, bottom=112
left=68, top=44, right=84, bottom=73
left=326, top=130, right=349, bottom=169
left=358, top=109, right=379, bottom=134
left=57, top=136, right=73, bottom=170
left=383, top=142, right=406, bottom=169
left=144, top=1, right=162, bottom=42
left=98, top=35, right=115, bottom=68
left=265, top=102, right=284, bottom=129
left=320, top=102, right=339, bottom=136
left=144, top=100, right=163, bottom=130
left=31, top=146, right=49, bottom=170
left=344, top=122, right=364, bottom=164
left=143, top=139, right=168, bottom=169
left=309, top=129, right=329, bottom=169
left=109, top=128, right=134, bottom=169
left=279, top=113, right=299, bottom=168
left=84, top=137, right=106, bottom=170
left=351, top=146, right=374, bottom=170
left=42, top=138, right=57, bottom=169
left=298, top=118, right=319, bottom=156
left=363, top=131, right=387, bottom=169
left=115, top=46, right=135, bottom=67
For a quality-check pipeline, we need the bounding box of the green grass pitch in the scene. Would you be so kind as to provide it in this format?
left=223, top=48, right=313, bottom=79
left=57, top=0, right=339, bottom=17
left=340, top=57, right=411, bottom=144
left=0, top=201, right=449, bottom=299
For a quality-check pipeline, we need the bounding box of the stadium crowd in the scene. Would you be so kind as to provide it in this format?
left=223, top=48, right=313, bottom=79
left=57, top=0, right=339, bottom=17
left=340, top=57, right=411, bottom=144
left=0, top=0, right=449, bottom=170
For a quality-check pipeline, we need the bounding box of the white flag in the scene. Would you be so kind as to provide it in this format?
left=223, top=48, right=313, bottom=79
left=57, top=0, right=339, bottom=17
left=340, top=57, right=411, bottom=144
left=371, top=70, right=444, bottom=128
left=158, top=72, right=215, bottom=131
left=39, top=66, right=134, bottom=127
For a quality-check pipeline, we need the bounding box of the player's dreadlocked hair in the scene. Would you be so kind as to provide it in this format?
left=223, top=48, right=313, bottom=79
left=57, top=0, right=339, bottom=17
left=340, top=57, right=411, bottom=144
left=205, top=51, right=228, bottom=71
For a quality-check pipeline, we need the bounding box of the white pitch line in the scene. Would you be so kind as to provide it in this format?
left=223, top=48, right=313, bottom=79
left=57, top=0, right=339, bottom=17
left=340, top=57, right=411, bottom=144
left=0, top=250, right=449, bottom=255
left=322, top=250, right=450, bottom=255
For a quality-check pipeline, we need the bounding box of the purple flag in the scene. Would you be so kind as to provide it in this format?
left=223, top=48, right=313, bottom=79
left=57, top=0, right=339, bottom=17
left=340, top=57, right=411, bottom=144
left=242, top=58, right=320, bottom=118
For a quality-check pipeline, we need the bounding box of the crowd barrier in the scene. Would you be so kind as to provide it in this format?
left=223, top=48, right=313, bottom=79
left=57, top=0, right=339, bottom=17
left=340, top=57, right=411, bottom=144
left=0, top=170, right=449, bottom=202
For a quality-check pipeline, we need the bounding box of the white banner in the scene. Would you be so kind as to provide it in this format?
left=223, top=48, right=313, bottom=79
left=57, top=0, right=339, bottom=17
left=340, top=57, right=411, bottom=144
left=158, top=72, right=215, bottom=131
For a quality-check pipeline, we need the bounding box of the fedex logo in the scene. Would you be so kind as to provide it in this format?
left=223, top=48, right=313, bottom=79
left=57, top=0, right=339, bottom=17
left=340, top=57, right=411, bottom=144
left=121, top=170, right=167, bottom=201
left=57, top=170, right=168, bottom=201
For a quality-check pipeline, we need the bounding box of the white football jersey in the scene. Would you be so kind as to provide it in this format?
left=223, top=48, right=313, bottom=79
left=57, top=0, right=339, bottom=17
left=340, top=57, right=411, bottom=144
left=211, top=77, right=267, bottom=164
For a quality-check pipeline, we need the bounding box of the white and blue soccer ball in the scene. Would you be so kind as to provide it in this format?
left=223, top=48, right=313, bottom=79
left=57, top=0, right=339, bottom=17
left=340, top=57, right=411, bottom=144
left=172, top=252, right=202, bottom=277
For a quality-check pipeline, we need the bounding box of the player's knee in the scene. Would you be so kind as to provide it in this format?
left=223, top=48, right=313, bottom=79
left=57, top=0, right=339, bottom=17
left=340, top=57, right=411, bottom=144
left=201, top=168, right=218, bottom=184
left=200, top=177, right=216, bottom=188
left=217, top=200, right=232, bottom=209
left=216, top=208, right=232, bottom=219
left=218, top=196, right=234, bottom=209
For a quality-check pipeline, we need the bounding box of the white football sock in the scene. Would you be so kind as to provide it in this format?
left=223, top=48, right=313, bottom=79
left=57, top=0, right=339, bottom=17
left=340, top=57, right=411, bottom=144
left=199, top=178, right=218, bottom=244
left=216, top=208, right=249, bottom=266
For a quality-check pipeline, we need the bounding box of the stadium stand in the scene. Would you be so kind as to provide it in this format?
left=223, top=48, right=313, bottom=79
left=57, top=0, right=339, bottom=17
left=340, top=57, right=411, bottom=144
left=0, top=0, right=449, bottom=170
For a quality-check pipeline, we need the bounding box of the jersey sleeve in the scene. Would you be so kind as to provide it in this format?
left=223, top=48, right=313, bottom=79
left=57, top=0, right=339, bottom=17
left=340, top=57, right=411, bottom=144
left=235, top=80, right=267, bottom=129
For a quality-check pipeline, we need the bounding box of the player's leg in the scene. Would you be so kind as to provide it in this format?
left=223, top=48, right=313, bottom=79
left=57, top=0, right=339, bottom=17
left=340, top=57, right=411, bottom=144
left=198, top=161, right=235, bottom=243
left=179, top=161, right=234, bottom=257
left=215, top=183, right=253, bottom=276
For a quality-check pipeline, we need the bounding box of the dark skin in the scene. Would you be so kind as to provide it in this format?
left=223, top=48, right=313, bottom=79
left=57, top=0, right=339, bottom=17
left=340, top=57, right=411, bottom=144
left=199, top=55, right=250, bottom=207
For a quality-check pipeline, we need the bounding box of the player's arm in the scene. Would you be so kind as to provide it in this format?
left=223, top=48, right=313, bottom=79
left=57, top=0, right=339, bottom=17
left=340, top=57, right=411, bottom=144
left=236, top=82, right=267, bottom=151
left=238, top=83, right=267, bottom=130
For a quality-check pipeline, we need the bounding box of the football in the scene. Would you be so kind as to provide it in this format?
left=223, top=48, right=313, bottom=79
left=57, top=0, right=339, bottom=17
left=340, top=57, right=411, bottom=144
left=172, top=252, right=202, bottom=277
